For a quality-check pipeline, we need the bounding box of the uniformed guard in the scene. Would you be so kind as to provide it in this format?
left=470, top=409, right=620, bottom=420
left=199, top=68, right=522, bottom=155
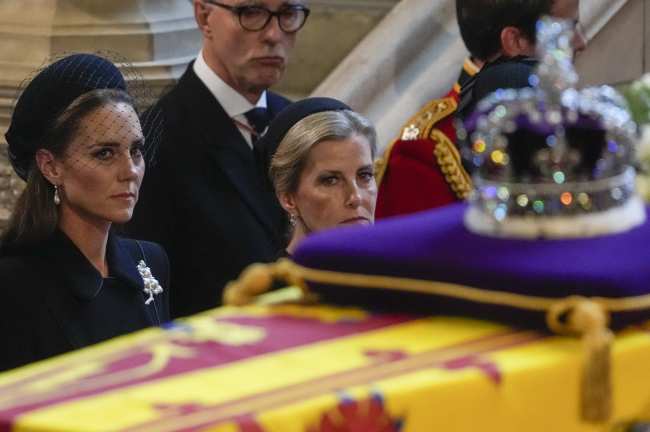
left=374, top=58, right=478, bottom=219
left=375, top=0, right=586, bottom=219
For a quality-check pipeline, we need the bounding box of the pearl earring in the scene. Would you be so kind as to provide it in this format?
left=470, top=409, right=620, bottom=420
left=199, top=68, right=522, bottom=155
left=53, top=185, right=61, bottom=206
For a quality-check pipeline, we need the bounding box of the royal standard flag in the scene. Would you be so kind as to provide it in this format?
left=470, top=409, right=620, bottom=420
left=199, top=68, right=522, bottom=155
left=1, top=304, right=650, bottom=431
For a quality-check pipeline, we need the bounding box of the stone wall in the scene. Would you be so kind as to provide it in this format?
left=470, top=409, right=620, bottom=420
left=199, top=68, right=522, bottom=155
left=274, top=0, right=398, bottom=99
left=312, top=0, right=466, bottom=148
left=576, top=0, right=650, bottom=86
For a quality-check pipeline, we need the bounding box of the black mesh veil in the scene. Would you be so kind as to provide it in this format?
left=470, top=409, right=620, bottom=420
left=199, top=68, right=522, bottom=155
left=5, top=50, right=163, bottom=182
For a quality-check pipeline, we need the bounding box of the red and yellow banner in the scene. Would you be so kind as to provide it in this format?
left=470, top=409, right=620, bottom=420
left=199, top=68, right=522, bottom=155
left=1, top=305, right=650, bottom=431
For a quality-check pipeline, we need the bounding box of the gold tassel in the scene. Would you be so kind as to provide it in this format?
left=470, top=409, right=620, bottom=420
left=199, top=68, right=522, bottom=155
left=548, top=297, right=613, bottom=423
left=223, top=263, right=275, bottom=306
left=222, top=259, right=310, bottom=306
left=571, top=301, right=614, bottom=422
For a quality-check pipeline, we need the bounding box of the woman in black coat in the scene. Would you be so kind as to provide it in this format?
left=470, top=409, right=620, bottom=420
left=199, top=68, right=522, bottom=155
left=0, top=54, right=170, bottom=372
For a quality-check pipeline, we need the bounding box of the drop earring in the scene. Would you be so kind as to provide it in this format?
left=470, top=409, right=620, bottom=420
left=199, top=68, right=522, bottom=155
left=54, top=185, right=60, bottom=205
left=289, top=213, right=297, bottom=227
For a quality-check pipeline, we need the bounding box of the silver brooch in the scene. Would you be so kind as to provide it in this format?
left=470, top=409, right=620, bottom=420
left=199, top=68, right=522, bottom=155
left=137, top=260, right=163, bottom=305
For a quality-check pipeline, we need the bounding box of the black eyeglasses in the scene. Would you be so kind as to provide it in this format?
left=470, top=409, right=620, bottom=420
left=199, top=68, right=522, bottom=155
left=204, top=1, right=310, bottom=33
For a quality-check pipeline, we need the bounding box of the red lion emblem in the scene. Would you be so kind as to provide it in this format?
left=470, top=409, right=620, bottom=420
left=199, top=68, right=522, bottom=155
left=308, top=393, right=403, bottom=432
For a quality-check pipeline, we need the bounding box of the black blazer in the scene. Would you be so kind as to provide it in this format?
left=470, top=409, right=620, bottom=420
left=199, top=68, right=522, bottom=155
left=127, top=64, right=290, bottom=318
left=0, top=231, right=170, bottom=372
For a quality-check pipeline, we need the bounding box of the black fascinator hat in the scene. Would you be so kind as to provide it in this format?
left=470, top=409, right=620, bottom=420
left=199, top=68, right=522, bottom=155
left=5, top=53, right=128, bottom=180
left=255, top=97, right=352, bottom=179
left=261, top=97, right=351, bottom=147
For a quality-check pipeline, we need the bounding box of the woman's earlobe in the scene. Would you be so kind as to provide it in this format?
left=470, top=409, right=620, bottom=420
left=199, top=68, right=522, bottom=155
left=35, top=149, right=61, bottom=185
left=278, top=192, right=297, bottom=213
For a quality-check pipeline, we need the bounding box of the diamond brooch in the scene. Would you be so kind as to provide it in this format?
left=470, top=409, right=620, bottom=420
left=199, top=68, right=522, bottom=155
left=137, top=260, right=163, bottom=305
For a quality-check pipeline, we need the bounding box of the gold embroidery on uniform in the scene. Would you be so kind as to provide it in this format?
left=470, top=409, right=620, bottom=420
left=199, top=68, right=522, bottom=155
left=401, top=124, right=420, bottom=140
left=377, top=97, right=459, bottom=187
left=398, top=97, right=458, bottom=141
left=414, top=97, right=457, bottom=140
left=421, top=99, right=455, bottom=139
left=375, top=136, right=399, bottom=187
left=431, top=129, right=472, bottom=200
left=464, top=57, right=481, bottom=76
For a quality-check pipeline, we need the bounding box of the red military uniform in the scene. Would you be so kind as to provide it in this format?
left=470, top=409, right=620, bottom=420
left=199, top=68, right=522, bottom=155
left=375, top=58, right=479, bottom=219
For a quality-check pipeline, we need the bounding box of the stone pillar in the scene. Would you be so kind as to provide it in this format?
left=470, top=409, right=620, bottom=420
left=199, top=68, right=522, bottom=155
left=576, top=0, right=649, bottom=86
left=274, top=0, right=398, bottom=99
left=0, top=0, right=201, bottom=229
left=312, top=0, right=469, bottom=149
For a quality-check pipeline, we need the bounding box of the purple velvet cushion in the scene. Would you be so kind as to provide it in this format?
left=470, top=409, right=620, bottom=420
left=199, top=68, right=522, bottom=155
left=293, top=203, right=650, bottom=329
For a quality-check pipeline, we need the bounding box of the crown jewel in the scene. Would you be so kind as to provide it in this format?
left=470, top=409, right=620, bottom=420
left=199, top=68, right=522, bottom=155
left=459, top=17, right=644, bottom=238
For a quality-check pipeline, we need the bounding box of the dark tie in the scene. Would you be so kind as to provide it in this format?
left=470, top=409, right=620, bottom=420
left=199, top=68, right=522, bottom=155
left=244, top=107, right=271, bottom=144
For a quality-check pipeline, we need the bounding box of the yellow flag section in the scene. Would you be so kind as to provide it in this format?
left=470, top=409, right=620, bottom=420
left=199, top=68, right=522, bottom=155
left=1, top=305, right=650, bottom=432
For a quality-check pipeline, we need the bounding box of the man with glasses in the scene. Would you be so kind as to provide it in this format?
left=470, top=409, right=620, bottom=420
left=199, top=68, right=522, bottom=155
left=128, top=0, right=309, bottom=318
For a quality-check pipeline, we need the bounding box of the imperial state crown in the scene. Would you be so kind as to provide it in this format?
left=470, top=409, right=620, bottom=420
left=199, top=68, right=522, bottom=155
left=458, top=17, right=643, bottom=238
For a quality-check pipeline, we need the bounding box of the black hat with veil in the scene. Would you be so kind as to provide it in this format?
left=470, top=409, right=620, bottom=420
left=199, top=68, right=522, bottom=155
left=5, top=52, right=161, bottom=181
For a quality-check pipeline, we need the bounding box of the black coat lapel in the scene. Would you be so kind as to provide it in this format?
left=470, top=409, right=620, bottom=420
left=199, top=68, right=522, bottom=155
left=38, top=232, right=153, bottom=349
left=107, top=236, right=145, bottom=292
left=35, top=231, right=102, bottom=349
left=176, top=67, right=280, bottom=239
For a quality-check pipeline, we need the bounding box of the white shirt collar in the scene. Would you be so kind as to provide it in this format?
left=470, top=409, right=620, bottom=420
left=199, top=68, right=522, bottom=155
left=193, top=50, right=267, bottom=118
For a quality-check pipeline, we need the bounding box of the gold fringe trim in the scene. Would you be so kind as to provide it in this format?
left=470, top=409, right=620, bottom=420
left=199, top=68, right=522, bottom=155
left=431, top=129, right=472, bottom=200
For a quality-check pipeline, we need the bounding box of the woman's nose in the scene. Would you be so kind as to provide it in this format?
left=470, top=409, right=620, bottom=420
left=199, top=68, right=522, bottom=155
left=345, top=184, right=362, bottom=209
left=119, top=153, right=140, bottom=181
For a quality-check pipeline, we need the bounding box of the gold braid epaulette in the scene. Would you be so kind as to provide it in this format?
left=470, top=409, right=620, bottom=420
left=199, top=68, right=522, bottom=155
left=415, top=97, right=472, bottom=201
left=431, top=129, right=472, bottom=200
left=374, top=139, right=396, bottom=187
left=417, top=97, right=457, bottom=140
left=375, top=97, right=458, bottom=186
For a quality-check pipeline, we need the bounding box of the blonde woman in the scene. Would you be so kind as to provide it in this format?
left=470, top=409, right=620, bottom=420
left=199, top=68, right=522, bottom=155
left=264, top=98, right=378, bottom=256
